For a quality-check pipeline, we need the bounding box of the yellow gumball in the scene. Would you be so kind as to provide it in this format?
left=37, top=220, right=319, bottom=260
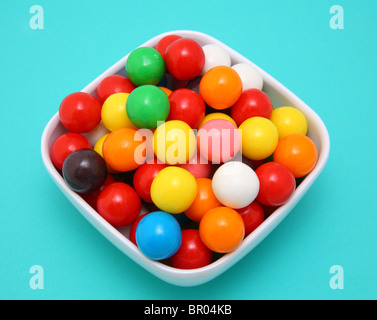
left=151, top=167, right=198, bottom=214
left=101, top=93, right=138, bottom=131
left=239, top=117, right=279, bottom=160
left=198, top=112, right=237, bottom=129
left=153, top=120, right=196, bottom=165
left=270, top=106, right=308, bottom=138
left=93, top=134, right=109, bottom=157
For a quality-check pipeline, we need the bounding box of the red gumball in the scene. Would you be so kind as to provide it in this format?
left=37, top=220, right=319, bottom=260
left=169, top=229, right=213, bottom=269
left=97, top=182, right=141, bottom=227
left=59, top=92, right=102, bottom=133
left=165, top=38, right=205, bottom=81
left=155, top=34, right=182, bottom=59
left=255, top=162, right=296, bottom=207
left=167, top=88, right=206, bottom=128
left=129, top=213, right=149, bottom=246
left=177, top=149, right=212, bottom=179
left=231, top=89, right=273, bottom=126
left=133, top=162, right=168, bottom=202
left=236, top=201, right=265, bottom=236
left=80, top=174, right=116, bottom=210
left=50, top=132, right=92, bottom=171
left=96, top=75, right=135, bottom=104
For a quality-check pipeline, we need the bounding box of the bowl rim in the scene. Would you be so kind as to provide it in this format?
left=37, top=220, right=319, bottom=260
left=41, top=30, right=330, bottom=286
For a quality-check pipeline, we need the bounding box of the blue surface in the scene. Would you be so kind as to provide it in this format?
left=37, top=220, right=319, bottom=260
left=1, top=0, right=376, bottom=299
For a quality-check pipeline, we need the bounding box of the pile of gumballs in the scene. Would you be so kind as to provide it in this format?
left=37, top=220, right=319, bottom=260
left=50, top=34, right=318, bottom=269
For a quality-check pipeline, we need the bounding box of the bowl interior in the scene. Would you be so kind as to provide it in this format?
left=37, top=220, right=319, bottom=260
left=41, top=30, right=330, bottom=286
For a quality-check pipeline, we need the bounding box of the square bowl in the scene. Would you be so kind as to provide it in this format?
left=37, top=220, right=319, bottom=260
left=41, top=30, right=330, bottom=287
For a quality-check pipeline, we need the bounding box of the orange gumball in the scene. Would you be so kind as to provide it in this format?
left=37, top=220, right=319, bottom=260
left=199, top=206, right=245, bottom=253
left=102, top=128, right=146, bottom=172
left=185, top=178, right=221, bottom=222
left=273, top=134, right=318, bottom=178
left=199, top=66, right=242, bottom=110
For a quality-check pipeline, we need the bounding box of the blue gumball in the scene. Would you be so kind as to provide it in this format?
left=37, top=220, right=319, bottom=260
left=135, top=211, right=182, bottom=260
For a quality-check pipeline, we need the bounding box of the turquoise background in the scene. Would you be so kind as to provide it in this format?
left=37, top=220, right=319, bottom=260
left=1, top=0, right=376, bottom=300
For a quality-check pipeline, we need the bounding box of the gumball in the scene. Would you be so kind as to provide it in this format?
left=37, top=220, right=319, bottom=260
left=199, top=66, right=242, bottom=110
left=185, top=178, right=221, bottom=222
left=150, top=166, right=197, bottom=214
left=212, top=161, right=259, bottom=209
left=158, top=86, right=172, bottom=97
left=62, top=149, right=107, bottom=193
left=129, top=213, right=149, bottom=246
left=231, top=63, right=263, bottom=91
left=133, top=162, right=168, bottom=202
left=231, top=89, right=273, bottom=126
left=273, top=134, right=318, bottom=178
left=82, top=121, right=110, bottom=147
left=167, top=88, right=206, bottom=129
left=177, top=149, right=212, bottom=179
left=59, top=92, right=102, bottom=133
left=185, top=76, right=202, bottom=94
left=155, top=34, right=182, bottom=59
left=101, top=93, right=138, bottom=131
left=102, top=128, right=146, bottom=172
left=80, top=174, right=116, bottom=210
left=165, top=38, right=205, bottom=81
left=126, top=85, right=170, bottom=129
left=50, top=132, right=92, bottom=171
left=239, top=117, right=279, bottom=160
left=198, top=112, right=237, bottom=129
left=201, top=44, right=231, bottom=75
left=96, top=75, right=135, bottom=104
left=236, top=201, right=264, bottom=236
left=270, top=106, right=308, bottom=138
left=169, top=229, right=213, bottom=269
left=197, top=118, right=241, bottom=163
left=199, top=206, right=245, bottom=253
left=125, top=47, right=165, bottom=86
left=153, top=120, right=196, bottom=165
left=255, top=162, right=296, bottom=206
left=97, top=182, right=141, bottom=227
left=136, top=211, right=182, bottom=260
left=93, top=134, right=108, bottom=157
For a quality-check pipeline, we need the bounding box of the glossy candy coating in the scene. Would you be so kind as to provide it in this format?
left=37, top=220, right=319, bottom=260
left=201, top=44, right=231, bottom=75
left=185, top=178, right=221, bottom=222
left=231, top=89, right=273, bottom=126
left=136, top=211, right=182, bottom=260
left=167, top=88, right=206, bottom=129
left=126, top=85, right=170, bottom=129
left=169, top=229, right=213, bottom=269
left=97, top=182, right=141, bottom=227
left=239, top=116, right=279, bottom=160
left=165, top=38, right=205, bottom=81
left=255, top=162, right=296, bottom=206
left=62, top=148, right=107, bottom=193
left=102, top=128, right=146, bottom=172
left=151, top=166, right=197, bottom=214
left=199, top=206, right=245, bottom=253
left=96, top=75, right=135, bottom=104
left=125, top=47, right=165, bottom=86
left=101, top=93, right=138, bottom=131
left=153, top=120, right=196, bottom=165
left=59, top=92, right=102, bottom=133
left=231, top=63, right=263, bottom=91
left=273, top=134, right=317, bottom=178
left=155, top=34, right=182, bottom=59
left=236, top=201, right=265, bottom=236
left=51, top=132, right=92, bottom=171
left=212, top=161, right=259, bottom=209
left=270, top=106, right=308, bottom=139
left=199, top=66, right=242, bottom=110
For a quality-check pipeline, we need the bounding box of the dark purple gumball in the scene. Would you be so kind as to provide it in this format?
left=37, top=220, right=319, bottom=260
left=62, top=148, right=107, bottom=193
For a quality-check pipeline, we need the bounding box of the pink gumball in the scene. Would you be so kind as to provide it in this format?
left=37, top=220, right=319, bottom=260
left=197, top=118, right=241, bottom=163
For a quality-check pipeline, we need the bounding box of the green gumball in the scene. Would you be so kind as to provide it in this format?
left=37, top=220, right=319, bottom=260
left=126, top=85, right=170, bottom=129
left=126, top=47, right=165, bottom=86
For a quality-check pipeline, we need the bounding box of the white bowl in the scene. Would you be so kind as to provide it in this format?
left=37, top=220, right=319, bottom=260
left=41, top=30, right=330, bottom=287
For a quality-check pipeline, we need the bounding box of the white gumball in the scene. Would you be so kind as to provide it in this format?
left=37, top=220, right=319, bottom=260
left=212, top=161, right=260, bottom=209
left=231, top=63, right=263, bottom=91
left=201, top=44, right=231, bottom=75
